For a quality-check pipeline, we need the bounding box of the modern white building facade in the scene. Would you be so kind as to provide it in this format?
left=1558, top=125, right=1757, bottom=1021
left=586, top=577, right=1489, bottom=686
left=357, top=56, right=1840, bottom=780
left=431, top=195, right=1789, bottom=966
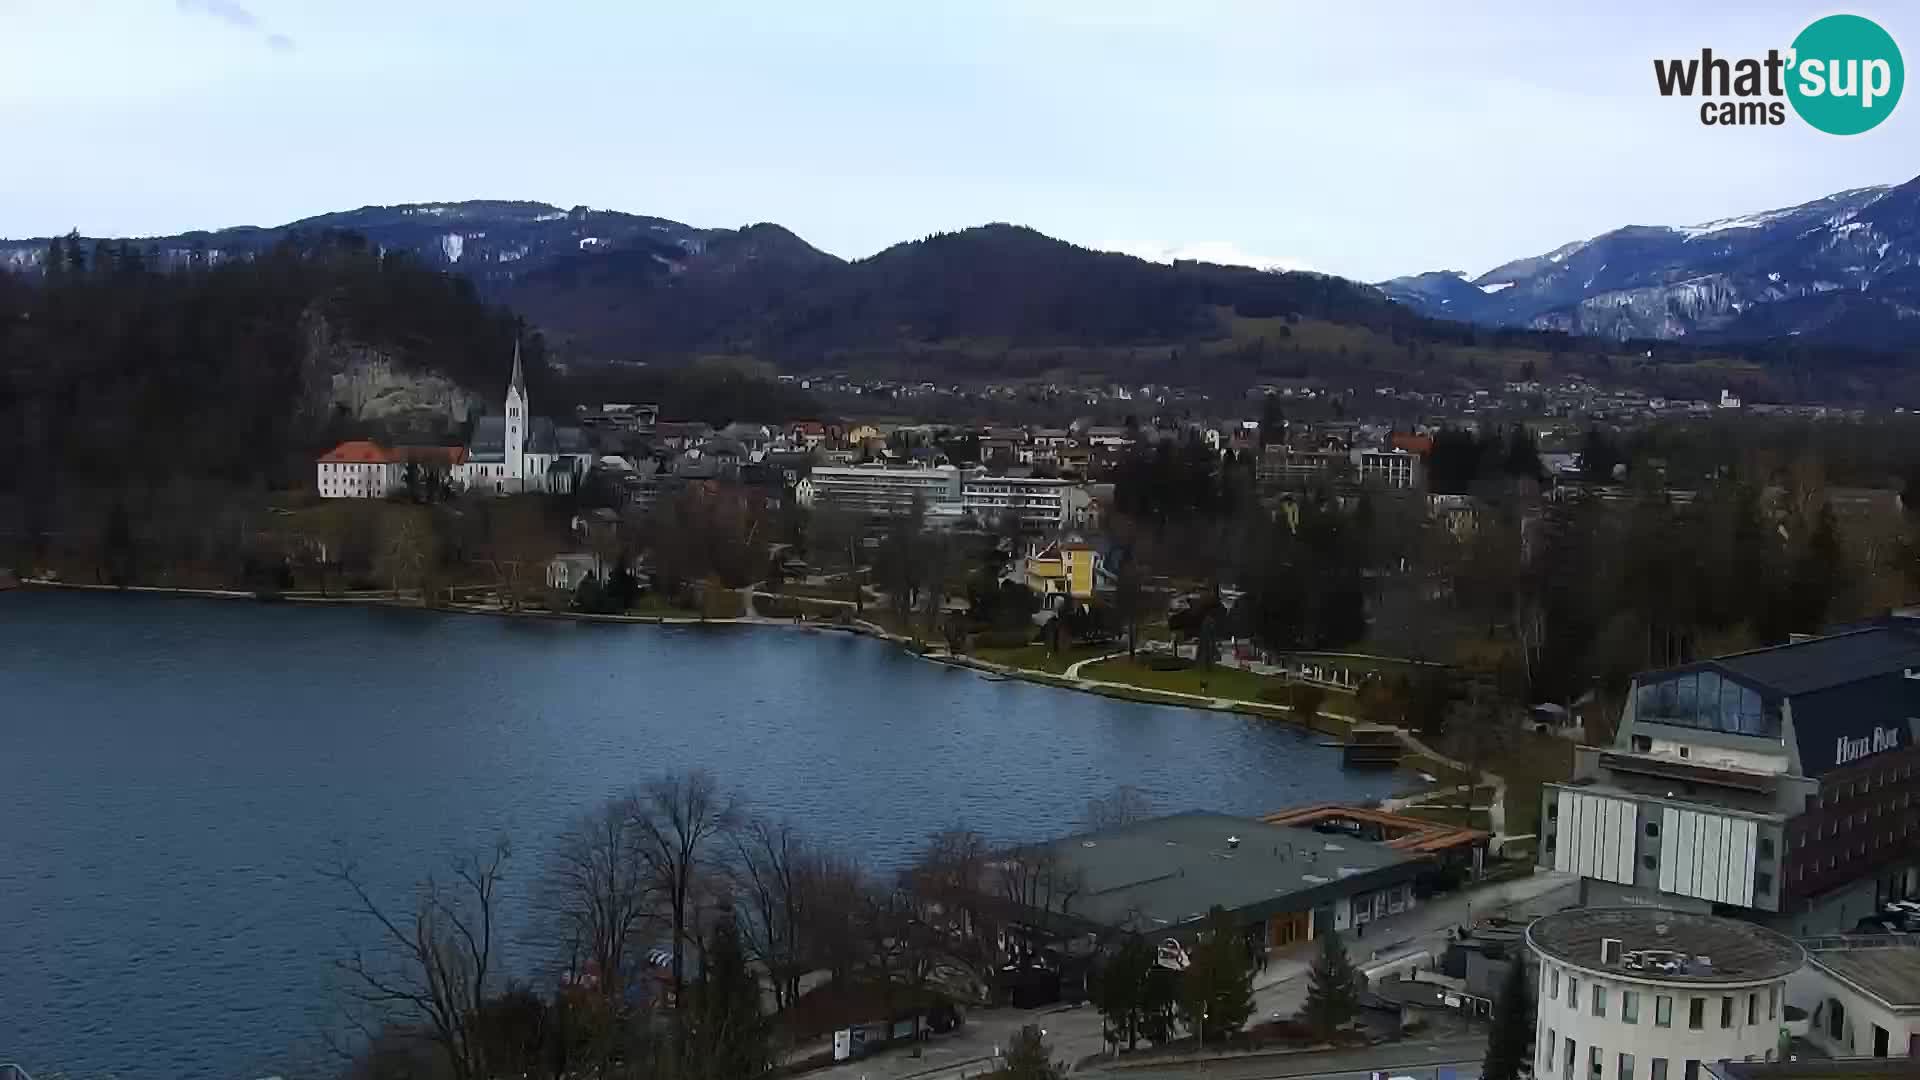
left=1791, top=935, right=1920, bottom=1059
left=797, top=463, right=1093, bottom=530
left=1529, top=908, right=1804, bottom=1080
left=1541, top=625, right=1920, bottom=934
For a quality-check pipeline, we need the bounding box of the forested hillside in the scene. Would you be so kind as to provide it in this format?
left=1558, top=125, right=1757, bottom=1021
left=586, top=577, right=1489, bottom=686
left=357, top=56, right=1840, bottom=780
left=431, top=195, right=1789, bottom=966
left=0, top=232, right=526, bottom=565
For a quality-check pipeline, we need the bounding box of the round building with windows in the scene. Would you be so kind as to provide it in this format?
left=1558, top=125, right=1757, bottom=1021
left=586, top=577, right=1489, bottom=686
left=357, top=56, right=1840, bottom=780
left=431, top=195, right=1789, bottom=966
left=1528, top=908, right=1804, bottom=1080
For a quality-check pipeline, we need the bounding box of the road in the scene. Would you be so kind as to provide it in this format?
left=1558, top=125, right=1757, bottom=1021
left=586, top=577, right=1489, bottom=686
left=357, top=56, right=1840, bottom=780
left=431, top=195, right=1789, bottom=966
left=1087, top=1036, right=1486, bottom=1078
left=803, top=872, right=1577, bottom=1080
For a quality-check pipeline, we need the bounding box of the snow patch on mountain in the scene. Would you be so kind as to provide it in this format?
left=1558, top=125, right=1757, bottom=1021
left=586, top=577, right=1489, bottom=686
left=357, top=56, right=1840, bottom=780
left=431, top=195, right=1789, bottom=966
left=440, top=233, right=464, bottom=263
left=1480, top=282, right=1513, bottom=294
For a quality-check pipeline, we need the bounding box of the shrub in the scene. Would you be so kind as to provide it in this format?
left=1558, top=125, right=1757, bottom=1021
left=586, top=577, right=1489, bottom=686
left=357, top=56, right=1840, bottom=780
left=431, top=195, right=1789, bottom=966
left=1144, top=655, right=1193, bottom=672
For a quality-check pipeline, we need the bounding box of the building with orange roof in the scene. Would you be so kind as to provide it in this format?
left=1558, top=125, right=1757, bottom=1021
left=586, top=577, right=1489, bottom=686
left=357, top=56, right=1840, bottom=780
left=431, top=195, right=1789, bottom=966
left=316, top=441, right=469, bottom=499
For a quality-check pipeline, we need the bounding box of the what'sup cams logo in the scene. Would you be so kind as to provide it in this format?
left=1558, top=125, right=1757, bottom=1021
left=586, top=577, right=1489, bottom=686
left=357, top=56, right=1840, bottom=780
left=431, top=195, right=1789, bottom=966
left=1654, top=14, right=1903, bottom=134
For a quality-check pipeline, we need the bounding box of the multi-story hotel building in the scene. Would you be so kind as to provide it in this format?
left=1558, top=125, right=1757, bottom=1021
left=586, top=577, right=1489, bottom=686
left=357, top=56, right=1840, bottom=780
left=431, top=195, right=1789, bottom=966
left=1541, top=624, right=1920, bottom=934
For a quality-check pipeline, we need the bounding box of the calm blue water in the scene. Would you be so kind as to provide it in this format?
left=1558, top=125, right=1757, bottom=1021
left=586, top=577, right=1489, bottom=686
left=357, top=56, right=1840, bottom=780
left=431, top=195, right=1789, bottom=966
left=0, top=591, right=1406, bottom=1079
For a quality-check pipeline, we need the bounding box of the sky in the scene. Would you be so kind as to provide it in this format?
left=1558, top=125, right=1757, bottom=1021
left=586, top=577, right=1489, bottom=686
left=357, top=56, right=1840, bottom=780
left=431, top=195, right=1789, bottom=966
left=2, top=0, right=1917, bottom=282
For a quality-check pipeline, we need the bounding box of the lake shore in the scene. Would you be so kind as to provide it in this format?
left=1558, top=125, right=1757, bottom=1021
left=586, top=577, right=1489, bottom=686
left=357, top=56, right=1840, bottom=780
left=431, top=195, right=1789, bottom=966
left=15, top=577, right=1493, bottom=820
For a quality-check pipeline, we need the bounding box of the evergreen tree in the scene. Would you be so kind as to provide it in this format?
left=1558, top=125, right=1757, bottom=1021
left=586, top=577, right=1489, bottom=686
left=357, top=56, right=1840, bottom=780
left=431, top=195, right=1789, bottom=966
left=1482, top=958, right=1536, bottom=1080
left=680, top=910, right=772, bottom=1080
left=1300, top=929, right=1360, bottom=1040
left=1179, top=907, right=1254, bottom=1045
left=1138, top=965, right=1180, bottom=1045
left=996, top=1024, right=1066, bottom=1079
left=1093, top=935, right=1155, bottom=1051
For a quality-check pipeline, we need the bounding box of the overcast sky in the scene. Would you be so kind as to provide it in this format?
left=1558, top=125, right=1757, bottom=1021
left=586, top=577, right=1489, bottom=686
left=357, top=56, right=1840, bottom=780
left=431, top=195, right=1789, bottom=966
left=3, top=0, right=1916, bottom=281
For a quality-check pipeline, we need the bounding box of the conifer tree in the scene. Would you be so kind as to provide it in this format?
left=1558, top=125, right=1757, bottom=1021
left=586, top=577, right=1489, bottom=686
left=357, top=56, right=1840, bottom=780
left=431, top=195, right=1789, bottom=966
left=1300, top=928, right=1359, bottom=1040
left=1482, top=957, right=1536, bottom=1080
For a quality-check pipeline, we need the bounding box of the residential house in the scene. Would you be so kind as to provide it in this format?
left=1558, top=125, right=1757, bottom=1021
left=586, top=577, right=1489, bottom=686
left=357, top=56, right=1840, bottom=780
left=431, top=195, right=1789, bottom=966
left=1022, top=540, right=1100, bottom=604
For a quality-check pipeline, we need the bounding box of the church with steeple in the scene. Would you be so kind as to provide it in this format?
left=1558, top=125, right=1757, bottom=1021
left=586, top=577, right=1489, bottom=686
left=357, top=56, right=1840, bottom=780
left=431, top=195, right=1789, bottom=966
left=454, top=342, right=594, bottom=495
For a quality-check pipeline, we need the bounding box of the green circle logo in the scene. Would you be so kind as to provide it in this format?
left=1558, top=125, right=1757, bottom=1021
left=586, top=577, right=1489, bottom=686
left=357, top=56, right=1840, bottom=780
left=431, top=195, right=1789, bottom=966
left=1787, top=14, right=1903, bottom=135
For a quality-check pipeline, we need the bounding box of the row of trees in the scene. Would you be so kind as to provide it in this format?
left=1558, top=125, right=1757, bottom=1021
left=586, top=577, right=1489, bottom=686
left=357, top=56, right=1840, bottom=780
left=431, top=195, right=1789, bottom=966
left=326, top=770, right=1142, bottom=1080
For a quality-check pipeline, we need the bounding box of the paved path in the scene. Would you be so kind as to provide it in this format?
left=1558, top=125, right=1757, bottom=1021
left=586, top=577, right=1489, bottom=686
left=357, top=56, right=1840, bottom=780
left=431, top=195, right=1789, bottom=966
left=1063, top=652, right=1127, bottom=679
left=802, top=872, right=1577, bottom=1080
left=1087, top=1036, right=1486, bottom=1079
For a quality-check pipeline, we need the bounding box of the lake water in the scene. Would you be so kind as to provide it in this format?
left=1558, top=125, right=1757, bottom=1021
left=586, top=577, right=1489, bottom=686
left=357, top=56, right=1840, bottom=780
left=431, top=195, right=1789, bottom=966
left=0, top=591, right=1407, bottom=1079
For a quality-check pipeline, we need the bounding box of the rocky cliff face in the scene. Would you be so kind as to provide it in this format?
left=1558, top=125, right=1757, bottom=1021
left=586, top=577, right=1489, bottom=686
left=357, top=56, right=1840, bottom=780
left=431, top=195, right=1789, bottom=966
left=299, top=312, right=480, bottom=437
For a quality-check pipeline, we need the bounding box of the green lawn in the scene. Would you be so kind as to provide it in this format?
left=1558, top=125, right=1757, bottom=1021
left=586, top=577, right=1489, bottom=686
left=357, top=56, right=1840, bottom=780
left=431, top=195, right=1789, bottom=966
left=1483, top=732, right=1575, bottom=839
left=1076, top=658, right=1357, bottom=734
left=972, top=642, right=1118, bottom=674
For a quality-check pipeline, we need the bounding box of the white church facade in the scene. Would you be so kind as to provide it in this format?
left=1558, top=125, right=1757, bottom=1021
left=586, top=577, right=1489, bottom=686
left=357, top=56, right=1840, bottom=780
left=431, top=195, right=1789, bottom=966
left=453, top=343, right=595, bottom=495
left=315, top=343, right=593, bottom=499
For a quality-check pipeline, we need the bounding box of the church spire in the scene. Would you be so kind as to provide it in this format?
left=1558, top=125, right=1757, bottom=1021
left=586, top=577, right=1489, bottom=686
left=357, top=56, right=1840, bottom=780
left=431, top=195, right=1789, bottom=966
left=509, top=339, right=525, bottom=397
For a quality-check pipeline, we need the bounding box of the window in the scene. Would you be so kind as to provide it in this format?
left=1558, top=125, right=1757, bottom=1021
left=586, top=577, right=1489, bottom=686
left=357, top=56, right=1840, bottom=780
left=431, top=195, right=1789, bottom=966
left=1757, top=871, right=1773, bottom=893
left=1719, top=996, right=1732, bottom=1028
left=1623, top=991, right=1640, bottom=1024
left=1769, top=986, right=1779, bottom=1021
left=1594, top=986, right=1607, bottom=1018
left=1684, top=1061, right=1699, bottom=1080
left=1633, top=735, right=1652, bottom=752
left=1748, top=993, right=1758, bottom=1025
left=1569, top=976, right=1579, bottom=1008
left=1644, top=854, right=1659, bottom=871
left=1758, top=837, right=1774, bottom=860
left=1651, top=1060, right=1668, bottom=1080
left=1591, top=1047, right=1603, bottom=1080
left=1565, top=1038, right=1576, bottom=1080
left=1689, top=997, right=1704, bottom=1030
left=1656, top=995, right=1672, bottom=1028
left=1546, top=1028, right=1557, bottom=1070
left=1620, top=1053, right=1635, bottom=1080
left=1551, top=967, right=1561, bottom=998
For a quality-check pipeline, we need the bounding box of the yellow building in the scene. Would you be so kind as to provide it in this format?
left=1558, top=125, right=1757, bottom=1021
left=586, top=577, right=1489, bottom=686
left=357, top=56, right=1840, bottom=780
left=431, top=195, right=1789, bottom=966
left=1024, top=541, right=1100, bottom=603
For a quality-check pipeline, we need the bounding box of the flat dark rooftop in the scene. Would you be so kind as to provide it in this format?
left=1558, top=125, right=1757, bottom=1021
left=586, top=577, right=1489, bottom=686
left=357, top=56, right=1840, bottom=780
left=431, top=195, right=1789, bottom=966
left=1804, top=935, right=1920, bottom=1007
left=1711, top=627, right=1920, bottom=697
left=1528, top=908, right=1803, bottom=983
left=1033, top=811, right=1419, bottom=932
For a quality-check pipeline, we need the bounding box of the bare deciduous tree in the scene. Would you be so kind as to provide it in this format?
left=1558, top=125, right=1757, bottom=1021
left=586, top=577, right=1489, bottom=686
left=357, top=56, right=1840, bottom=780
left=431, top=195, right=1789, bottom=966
left=996, top=844, right=1086, bottom=936
left=326, top=837, right=511, bottom=1080
left=537, top=798, right=655, bottom=1008
left=631, top=770, right=738, bottom=1005
left=730, top=815, right=812, bottom=1012
left=1083, top=785, right=1155, bottom=832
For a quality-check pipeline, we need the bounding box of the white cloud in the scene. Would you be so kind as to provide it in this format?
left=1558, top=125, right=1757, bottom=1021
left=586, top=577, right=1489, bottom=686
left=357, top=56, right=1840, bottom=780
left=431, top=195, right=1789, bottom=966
left=1104, top=239, right=1318, bottom=274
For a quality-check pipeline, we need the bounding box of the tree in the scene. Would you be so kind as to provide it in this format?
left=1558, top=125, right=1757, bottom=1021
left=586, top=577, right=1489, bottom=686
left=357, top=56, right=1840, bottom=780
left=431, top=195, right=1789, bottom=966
left=631, top=770, right=738, bottom=1006
left=679, top=907, right=773, bottom=1080
left=730, top=815, right=814, bottom=1012
left=805, top=503, right=865, bottom=612
left=1300, top=928, right=1360, bottom=1041
left=1180, top=907, right=1254, bottom=1045
left=1084, top=785, right=1154, bottom=831
left=995, top=1024, right=1066, bottom=1080
left=1111, top=554, right=1161, bottom=658
left=1482, top=956, right=1537, bottom=1080
left=537, top=798, right=653, bottom=1008
left=378, top=509, right=432, bottom=601
left=326, top=837, right=512, bottom=1080
left=1093, top=935, right=1155, bottom=1052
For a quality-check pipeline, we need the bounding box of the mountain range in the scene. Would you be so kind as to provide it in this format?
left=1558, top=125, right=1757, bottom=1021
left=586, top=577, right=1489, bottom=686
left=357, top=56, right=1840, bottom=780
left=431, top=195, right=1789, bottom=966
left=5, top=175, right=1920, bottom=384
left=0, top=203, right=1423, bottom=377
left=1377, top=175, right=1920, bottom=347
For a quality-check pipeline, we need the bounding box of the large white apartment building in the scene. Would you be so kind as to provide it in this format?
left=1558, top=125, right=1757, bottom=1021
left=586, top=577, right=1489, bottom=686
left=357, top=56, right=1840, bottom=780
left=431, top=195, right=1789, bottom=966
left=797, top=464, right=965, bottom=516
left=796, top=464, right=1091, bottom=530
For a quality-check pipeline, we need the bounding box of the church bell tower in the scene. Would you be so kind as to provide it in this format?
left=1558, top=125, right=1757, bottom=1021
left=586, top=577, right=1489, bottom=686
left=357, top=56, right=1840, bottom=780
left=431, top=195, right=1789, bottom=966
left=504, top=341, right=527, bottom=482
